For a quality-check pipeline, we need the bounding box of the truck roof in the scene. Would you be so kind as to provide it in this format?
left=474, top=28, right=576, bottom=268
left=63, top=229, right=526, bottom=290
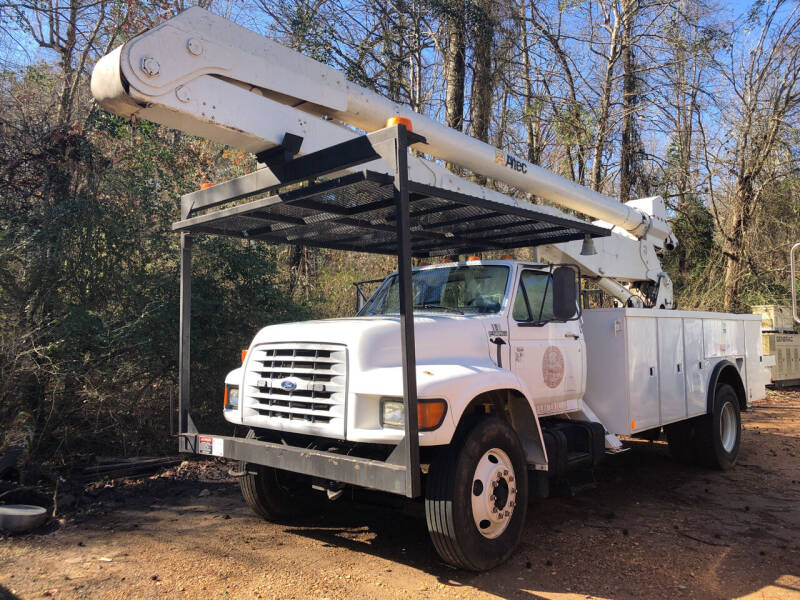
left=411, top=259, right=547, bottom=272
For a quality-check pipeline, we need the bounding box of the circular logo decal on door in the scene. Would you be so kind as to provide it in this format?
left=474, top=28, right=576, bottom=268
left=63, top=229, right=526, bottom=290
left=542, top=346, right=565, bottom=388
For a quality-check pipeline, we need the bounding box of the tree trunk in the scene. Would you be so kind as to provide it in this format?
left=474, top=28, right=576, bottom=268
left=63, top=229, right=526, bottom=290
left=619, top=0, right=638, bottom=203
left=529, top=3, right=586, bottom=184
left=521, top=3, right=543, bottom=166
left=470, top=0, right=494, bottom=184
left=443, top=0, right=466, bottom=172
left=590, top=2, right=623, bottom=192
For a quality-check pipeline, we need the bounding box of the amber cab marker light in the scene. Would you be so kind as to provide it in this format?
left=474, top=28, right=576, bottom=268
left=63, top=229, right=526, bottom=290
left=386, top=116, right=413, bottom=132
left=500, top=254, right=513, bottom=259
left=241, top=349, right=248, bottom=364
left=418, top=399, right=447, bottom=430
left=467, top=255, right=481, bottom=261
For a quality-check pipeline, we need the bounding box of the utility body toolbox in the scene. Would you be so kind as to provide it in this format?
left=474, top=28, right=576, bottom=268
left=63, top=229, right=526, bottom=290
left=581, top=309, right=767, bottom=435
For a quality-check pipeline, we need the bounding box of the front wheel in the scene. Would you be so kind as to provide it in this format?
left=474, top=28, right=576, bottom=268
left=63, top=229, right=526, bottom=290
left=238, top=429, right=319, bottom=521
left=425, top=417, right=528, bottom=571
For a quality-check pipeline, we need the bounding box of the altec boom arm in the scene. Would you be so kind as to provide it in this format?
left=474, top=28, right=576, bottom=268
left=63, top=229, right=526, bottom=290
left=91, top=7, right=676, bottom=307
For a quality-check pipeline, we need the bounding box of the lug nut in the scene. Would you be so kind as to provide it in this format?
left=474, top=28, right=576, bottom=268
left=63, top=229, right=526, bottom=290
left=503, top=469, right=509, bottom=476
left=511, top=487, right=517, bottom=494
left=509, top=501, right=516, bottom=508
left=504, top=510, right=510, bottom=517
left=491, top=507, right=498, bottom=513
left=508, top=476, right=514, bottom=482
left=489, top=494, right=496, bottom=501
left=491, top=480, right=498, bottom=488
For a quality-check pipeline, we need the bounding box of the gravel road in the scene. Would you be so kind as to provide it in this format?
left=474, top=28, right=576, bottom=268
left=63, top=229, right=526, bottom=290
left=1, top=389, right=799, bottom=600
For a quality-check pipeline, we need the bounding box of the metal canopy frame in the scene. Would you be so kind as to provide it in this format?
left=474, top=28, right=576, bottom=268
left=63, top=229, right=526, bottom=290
left=174, top=124, right=610, bottom=499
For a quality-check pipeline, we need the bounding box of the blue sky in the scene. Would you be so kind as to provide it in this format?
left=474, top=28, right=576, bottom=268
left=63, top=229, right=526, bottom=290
left=1, top=1, right=765, bottom=71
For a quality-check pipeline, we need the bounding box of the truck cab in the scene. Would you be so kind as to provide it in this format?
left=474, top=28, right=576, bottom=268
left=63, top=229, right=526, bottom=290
left=223, top=259, right=583, bottom=455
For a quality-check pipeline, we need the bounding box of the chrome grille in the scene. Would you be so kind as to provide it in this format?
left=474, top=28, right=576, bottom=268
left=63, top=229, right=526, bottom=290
left=243, top=343, right=347, bottom=437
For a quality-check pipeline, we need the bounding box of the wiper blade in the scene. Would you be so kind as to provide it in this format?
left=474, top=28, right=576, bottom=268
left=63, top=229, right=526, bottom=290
left=413, top=304, right=464, bottom=314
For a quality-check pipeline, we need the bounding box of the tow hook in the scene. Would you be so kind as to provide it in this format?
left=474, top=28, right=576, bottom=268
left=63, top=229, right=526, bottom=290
left=326, top=487, right=344, bottom=501
left=313, top=480, right=346, bottom=500
left=228, top=467, right=257, bottom=477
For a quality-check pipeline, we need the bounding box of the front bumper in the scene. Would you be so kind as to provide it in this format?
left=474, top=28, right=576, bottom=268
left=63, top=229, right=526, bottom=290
left=185, top=432, right=413, bottom=496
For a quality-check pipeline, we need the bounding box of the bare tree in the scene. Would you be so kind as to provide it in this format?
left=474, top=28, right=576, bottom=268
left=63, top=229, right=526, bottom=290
left=711, top=0, right=800, bottom=311
left=7, top=0, right=118, bottom=123
left=527, top=3, right=589, bottom=184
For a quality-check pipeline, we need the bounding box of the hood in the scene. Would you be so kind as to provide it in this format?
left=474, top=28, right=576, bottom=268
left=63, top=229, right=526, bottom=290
left=250, top=314, right=502, bottom=371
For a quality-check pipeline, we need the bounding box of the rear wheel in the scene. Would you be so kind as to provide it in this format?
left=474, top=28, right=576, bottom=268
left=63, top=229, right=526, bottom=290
left=425, top=417, right=528, bottom=571
left=238, top=429, right=318, bottom=521
left=694, top=383, right=741, bottom=470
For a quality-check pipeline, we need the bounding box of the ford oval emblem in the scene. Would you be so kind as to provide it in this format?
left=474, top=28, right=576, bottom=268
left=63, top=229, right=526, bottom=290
left=281, top=380, right=297, bottom=391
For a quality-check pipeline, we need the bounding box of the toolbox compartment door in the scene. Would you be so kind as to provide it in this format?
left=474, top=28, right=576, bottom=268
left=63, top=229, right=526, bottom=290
left=658, top=318, right=687, bottom=424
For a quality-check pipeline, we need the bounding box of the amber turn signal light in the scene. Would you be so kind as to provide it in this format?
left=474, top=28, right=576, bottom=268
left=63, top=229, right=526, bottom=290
left=241, top=349, right=248, bottom=363
left=386, top=116, right=413, bottom=132
left=418, top=399, right=448, bottom=431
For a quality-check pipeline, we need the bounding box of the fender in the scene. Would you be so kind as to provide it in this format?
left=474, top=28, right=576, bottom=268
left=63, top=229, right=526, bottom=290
left=422, top=366, right=548, bottom=470
left=706, top=360, right=747, bottom=413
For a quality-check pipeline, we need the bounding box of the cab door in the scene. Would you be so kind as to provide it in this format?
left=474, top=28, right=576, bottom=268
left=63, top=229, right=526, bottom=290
left=508, top=268, right=584, bottom=416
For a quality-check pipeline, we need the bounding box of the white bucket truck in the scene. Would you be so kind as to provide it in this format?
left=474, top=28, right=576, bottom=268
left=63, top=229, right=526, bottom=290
left=91, top=8, right=770, bottom=570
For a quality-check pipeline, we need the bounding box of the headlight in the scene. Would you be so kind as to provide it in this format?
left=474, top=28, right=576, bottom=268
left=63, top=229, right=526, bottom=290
left=380, top=397, right=447, bottom=431
left=381, top=398, right=405, bottom=429
left=224, top=385, right=239, bottom=410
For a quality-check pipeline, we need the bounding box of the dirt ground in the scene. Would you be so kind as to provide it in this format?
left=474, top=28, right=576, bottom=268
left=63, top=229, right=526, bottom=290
left=2, top=389, right=799, bottom=600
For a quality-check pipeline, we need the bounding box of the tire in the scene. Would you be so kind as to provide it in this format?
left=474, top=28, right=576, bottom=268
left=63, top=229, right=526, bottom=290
left=238, top=429, right=318, bottom=521
left=693, top=383, right=741, bottom=470
left=425, top=417, right=529, bottom=571
left=665, top=419, right=696, bottom=463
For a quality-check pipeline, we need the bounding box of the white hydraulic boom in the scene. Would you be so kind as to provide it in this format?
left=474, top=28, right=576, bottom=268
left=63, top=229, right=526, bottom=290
left=91, top=7, right=677, bottom=308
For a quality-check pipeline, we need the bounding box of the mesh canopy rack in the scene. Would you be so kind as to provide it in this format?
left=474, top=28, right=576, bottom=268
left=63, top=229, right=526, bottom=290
left=172, top=126, right=609, bottom=256
left=174, top=124, right=610, bottom=499
left=173, top=170, right=609, bottom=256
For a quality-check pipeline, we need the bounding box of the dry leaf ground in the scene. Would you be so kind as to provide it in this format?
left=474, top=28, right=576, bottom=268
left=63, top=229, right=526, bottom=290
left=1, top=389, right=799, bottom=600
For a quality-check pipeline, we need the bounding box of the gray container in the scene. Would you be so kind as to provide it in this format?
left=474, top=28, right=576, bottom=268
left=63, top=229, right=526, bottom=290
left=0, top=505, right=48, bottom=533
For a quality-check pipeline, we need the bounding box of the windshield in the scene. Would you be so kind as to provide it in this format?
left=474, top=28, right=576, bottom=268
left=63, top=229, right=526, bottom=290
left=359, top=265, right=510, bottom=316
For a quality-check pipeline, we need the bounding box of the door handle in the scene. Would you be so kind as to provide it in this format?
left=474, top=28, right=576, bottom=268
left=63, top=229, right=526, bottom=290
left=564, top=333, right=580, bottom=340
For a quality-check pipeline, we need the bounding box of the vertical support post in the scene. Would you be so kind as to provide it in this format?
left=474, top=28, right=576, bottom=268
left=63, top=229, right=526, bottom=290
left=792, top=242, right=800, bottom=324
left=354, top=284, right=360, bottom=314
left=393, top=125, right=421, bottom=498
left=178, top=232, right=193, bottom=452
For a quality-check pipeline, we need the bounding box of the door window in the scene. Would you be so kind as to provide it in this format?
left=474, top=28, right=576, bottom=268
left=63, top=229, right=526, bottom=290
left=513, top=270, right=555, bottom=323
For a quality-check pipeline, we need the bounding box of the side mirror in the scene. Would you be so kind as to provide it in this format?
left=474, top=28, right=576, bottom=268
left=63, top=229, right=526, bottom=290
left=552, top=267, right=578, bottom=321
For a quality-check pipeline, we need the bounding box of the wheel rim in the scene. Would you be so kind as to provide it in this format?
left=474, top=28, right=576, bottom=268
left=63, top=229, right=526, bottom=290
left=720, top=401, right=737, bottom=453
left=470, top=448, right=518, bottom=539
